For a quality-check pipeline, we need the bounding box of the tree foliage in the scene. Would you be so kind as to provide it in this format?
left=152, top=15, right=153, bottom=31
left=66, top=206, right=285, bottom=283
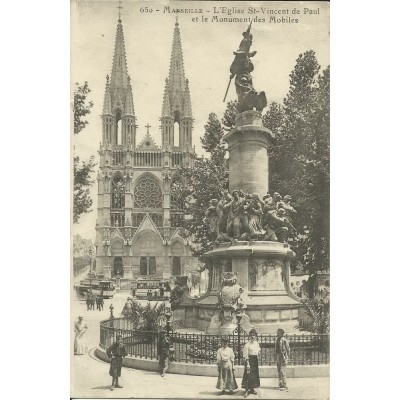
left=200, top=113, right=226, bottom=166
left=73, top=81, right=96, bottom=224
left=74, top=81, right=94, bottom=134
left=122, top=301, right=166, bottom=332
left=73, top=156, right=96, bottom=223
left=179, top=158, right=228, bottom=259
left=268, top=52, right=330, bottom=273
left=301, top=287, right=330, bottom=334
left=177, top=111, right=231, bottom=260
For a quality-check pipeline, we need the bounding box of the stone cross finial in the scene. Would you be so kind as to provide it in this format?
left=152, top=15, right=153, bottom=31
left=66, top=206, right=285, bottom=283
left=117, top=1, right=123, bottom=20
left=145, top=123, right=151, bottom=134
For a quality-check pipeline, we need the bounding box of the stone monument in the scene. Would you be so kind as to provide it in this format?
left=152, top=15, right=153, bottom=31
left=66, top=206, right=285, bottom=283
left=196, top=24, right=301, bottom=334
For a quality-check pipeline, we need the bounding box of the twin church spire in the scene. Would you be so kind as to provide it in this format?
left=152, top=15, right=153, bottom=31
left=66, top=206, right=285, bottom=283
left=102, top=16, right=193, bottom=150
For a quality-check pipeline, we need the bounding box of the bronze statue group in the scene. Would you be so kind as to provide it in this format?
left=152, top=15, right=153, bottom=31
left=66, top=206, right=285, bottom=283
left=206, top=190, right=297, bottom=244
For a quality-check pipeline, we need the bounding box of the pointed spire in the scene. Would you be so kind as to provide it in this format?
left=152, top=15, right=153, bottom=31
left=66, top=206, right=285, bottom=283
left=183, top=79, right=192, bottom=117
left=162, top=79, right=172, bottom=117
left=110, top=18, right=129, bottom=90
left=103, top=75, right=112, bottom=114
left=168, top=19, right=186, bottom=96
left=102, top=15, right=136, bottom=122
left=125, top=75, right=135, bottom=116
left=161, top=19, right=192, bottom=119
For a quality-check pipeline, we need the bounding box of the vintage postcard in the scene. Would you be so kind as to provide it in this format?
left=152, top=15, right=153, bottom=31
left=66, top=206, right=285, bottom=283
left=71, top=0, right=330, bottom=398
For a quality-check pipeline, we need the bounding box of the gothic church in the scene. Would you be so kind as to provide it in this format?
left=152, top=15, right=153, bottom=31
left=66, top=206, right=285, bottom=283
left=95, top=16, right=196, bottom=280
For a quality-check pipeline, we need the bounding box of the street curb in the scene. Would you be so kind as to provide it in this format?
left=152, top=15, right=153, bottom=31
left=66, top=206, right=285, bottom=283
left=95, top=346, right=329, bottom=378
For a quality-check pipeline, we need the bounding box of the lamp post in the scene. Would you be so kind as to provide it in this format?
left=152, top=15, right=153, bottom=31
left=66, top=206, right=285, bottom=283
left=89, top=249, right=93, bottom=292
left=165, top=308, right=173, bottom=338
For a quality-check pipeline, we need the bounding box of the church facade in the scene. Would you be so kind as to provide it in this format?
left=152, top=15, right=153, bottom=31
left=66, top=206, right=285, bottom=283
left=95, top=17, right=197, bottom=281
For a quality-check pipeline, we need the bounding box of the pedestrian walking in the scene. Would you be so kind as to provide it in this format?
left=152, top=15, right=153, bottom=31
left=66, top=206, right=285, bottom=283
left=216, top=337, right=238, bottom=394
left=91, top=293, right=96, bottom=310
left=241, top=328, right=261, bottom=397
left=74, top=316, right=88, bottom=355
left=86, top=293, right=91, bottom=310
left=158, top=329, right=174, bottom=377
left=106, top=334, right=127, bottom=391
left=98, top=296, right=104, bottom=311
left=275, top=328, right=290, bottom=391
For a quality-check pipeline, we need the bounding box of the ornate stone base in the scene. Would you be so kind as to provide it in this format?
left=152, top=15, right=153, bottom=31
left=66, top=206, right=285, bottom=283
left=196, top=241, right=301, bottom=334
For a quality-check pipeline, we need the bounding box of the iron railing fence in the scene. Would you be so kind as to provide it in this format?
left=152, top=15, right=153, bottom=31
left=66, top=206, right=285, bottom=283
left=99, top=318, right=329, bottom=365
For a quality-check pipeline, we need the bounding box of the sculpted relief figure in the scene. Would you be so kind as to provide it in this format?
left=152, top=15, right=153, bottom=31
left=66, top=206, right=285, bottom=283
left=205, top=199, right=220, bottom=240
left=247, top=194, right=265, bottom=239
left=217, top=272, right=244, bottom=316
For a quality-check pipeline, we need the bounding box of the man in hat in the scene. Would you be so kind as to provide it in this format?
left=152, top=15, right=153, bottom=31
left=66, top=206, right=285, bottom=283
left=106, top=334, right=127, bottom=390
left=97, top=295, right=104, bottom=311
left=275, top=328, right=290, bottom=391
left=158, top=329, right=173, bottom=377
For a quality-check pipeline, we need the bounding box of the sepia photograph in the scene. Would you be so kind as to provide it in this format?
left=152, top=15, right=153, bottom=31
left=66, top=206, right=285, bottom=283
left=71, top=1, right=330, bottom=398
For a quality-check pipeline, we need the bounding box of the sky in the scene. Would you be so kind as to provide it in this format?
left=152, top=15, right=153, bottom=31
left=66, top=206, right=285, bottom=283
left=71, top=0, right=330, bottom=241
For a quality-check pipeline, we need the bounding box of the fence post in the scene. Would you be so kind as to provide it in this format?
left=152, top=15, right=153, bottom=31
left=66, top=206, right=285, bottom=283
left=236, top=311, right=243, bottom=364
left=109, top=304, right=115, bottom=342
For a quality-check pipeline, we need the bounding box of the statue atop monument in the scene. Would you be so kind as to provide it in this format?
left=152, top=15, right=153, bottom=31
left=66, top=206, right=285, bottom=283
left=229, top=23, right=267, bottom=113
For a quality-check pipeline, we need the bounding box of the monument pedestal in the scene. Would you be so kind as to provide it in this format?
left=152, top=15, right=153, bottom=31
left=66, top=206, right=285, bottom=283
left=223, top=110, right=274, bottom=198
left=200, top=241, right=301, bottom=334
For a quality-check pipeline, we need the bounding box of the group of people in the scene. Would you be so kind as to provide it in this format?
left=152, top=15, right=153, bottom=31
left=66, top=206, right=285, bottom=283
left=104, top=327, right=290, bottom=396
left=215, top=328, right=290, bottom=397
left=86, top=291, right=104, bottom=311
left=206, top=190, right=297, bottom=243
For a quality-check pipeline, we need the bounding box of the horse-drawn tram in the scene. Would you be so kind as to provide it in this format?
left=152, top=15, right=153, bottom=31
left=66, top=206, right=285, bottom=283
left=76, top=277, right=116, bottom=299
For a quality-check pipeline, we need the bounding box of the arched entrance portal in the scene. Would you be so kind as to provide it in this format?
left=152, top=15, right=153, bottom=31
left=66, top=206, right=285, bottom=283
left=113, top=257, right=123, bottom=277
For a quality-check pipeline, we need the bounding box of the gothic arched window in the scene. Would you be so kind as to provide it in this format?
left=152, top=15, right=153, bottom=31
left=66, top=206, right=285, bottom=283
left=172, top=257, right=181, bottom=276
left=149, top=257, right=156, bottom=275
left=140, top=257, right=147, bottom=275
left=134, top=175, right=162, bottom=209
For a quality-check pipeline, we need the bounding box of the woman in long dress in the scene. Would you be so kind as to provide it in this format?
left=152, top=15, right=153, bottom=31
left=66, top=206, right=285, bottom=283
left=241, top=329, right=261, bottom=397
left=74, top=316, right=88, bottom=355
left=216, top=338, right=238, bottom=394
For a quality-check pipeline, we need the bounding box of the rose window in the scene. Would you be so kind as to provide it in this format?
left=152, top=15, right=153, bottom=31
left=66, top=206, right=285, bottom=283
left=134, top=176, right=162, bottom=208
